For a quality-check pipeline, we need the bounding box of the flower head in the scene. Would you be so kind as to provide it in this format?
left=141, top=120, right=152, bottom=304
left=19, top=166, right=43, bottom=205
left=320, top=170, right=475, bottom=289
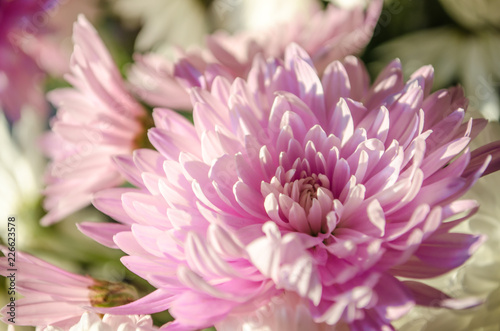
left=88, top=45, right=500, bottom=330
left=0, top=247, right=139, bottom=329
left=41, top=15, right=151, bottom=225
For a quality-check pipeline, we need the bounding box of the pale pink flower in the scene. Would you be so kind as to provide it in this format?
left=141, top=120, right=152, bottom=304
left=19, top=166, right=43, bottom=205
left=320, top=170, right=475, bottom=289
left=41, top=15, right=150, bottom=226
left=38, top=312, right=157, bottom=331
left=87, top=45, right=500, bottom=330
left=129, top=0, right=382, bottom=110
left=0, top=247, right=138, bottom=329
left=0, top=0, right=99, bottom=122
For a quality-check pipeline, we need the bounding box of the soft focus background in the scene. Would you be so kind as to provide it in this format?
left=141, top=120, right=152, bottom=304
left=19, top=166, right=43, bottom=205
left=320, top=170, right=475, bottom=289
left=1, top=0, right=499, bottom=330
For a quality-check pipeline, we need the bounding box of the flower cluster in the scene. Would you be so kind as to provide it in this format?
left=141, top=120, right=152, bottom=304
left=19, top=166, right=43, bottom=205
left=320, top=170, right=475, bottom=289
left=2, top=1, right=500, bottom=331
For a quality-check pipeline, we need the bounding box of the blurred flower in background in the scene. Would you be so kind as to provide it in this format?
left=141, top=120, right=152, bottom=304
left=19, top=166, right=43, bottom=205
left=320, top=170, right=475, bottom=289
left=439, top=0, right=500, bottom=31
left=127, top=0, right=381, bottom=111
left=111, top=0, right=210, bottom=54
left=40, top=16, right=151, bottom=226
left=371, top=0, right=500, bottom=120
left=0, top=0, right=99, bottom=122
left=111, top=0, right=322, bottom=55
left=213, top=0, right=313, bottom=35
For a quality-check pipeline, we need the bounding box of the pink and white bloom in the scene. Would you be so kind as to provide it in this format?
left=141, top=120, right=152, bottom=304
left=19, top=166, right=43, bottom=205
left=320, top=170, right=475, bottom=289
left=38, top=312, right=157, bottom=331
left=129, top=0, right=382, bottom=110
left=41, top=15, right=151, bottom=225
left=86, top=44, right=500, bottom=330
left=0, top=247, right=138, bottom=329
left=0, top=0, right=99, bottom=122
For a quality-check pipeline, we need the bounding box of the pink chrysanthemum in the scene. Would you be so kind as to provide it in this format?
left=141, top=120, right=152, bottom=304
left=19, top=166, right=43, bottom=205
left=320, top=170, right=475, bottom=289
left=41, top=16, right=150, bottom=225
left=88, top=45, right=500, bottom=330
left=128, top=0, right=382, bottom=110
left=0, top=247, right=138, bottom=329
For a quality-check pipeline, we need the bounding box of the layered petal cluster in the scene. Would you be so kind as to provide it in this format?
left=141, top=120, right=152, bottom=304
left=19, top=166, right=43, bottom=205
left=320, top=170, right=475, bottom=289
left=128, top=0, right=382, bottom=110
left=39, top=312, right=157, bottom=331
left=90, top=45, right=500, bottom=330
left=0, top=247, right=138, bottom=329
left=41, top=16, right=150, bottom=225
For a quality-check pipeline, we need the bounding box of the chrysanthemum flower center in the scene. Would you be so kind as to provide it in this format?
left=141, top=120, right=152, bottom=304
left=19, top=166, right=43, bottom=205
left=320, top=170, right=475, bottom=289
left=267, top=171, right=334, bottom=235
left=284, top=173, right=330, bottom=215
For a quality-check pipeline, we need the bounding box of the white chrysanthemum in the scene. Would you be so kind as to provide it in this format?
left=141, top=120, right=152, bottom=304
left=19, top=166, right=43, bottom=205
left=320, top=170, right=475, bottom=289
left=111, top=0, right=210, bottom=54
left=439, top=0, right=500, bottom=30
left=214, top=0, right=313, bottom=33
left=395, top=120, right=500, bottom=331
left=37, top=312, right=157, bottom=331
left=0, top=109, right=44, bottom=244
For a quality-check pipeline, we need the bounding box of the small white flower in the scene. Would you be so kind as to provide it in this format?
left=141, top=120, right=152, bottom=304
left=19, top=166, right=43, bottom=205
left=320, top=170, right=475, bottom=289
left=37, top=312, right=157, bottom=331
